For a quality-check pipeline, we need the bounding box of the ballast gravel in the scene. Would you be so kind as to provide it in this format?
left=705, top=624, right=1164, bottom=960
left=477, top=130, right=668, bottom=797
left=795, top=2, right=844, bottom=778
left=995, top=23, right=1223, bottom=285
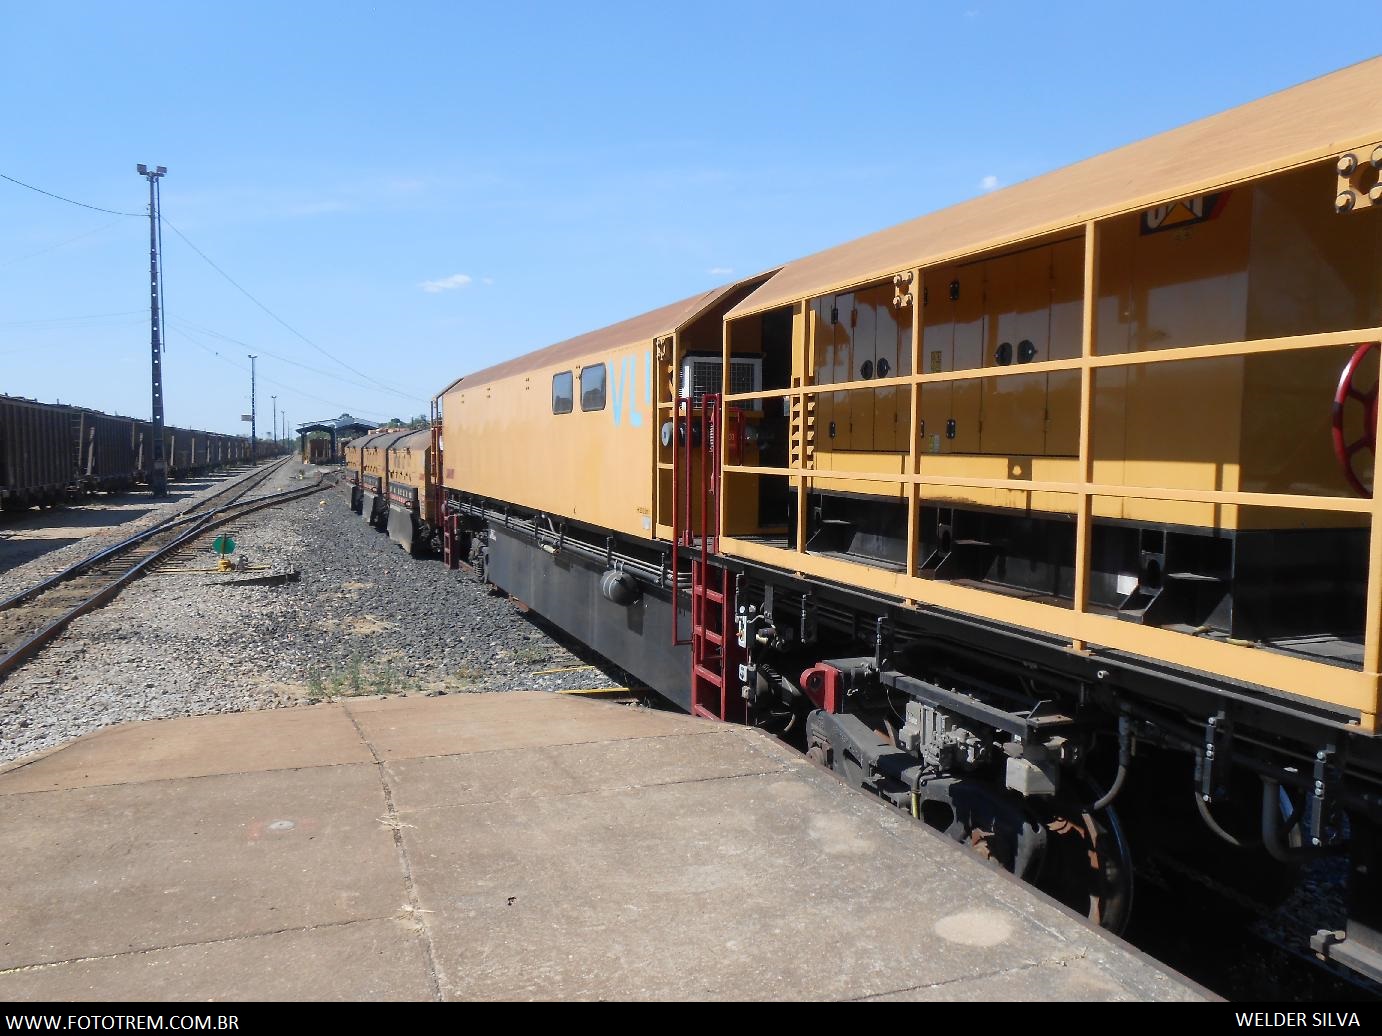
left=0, top=461, right=622, bottom=763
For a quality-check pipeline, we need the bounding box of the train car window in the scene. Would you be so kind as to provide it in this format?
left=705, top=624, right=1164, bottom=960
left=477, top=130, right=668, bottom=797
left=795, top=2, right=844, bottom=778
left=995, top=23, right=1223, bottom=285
left=552, top=371, right=574, bottom=414
left=580, top=364, right=607, bottom=412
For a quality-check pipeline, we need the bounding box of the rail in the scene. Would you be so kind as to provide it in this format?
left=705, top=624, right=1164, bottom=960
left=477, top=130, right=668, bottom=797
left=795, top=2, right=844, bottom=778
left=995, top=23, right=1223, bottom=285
left=0, top=457, right=290, bottom=613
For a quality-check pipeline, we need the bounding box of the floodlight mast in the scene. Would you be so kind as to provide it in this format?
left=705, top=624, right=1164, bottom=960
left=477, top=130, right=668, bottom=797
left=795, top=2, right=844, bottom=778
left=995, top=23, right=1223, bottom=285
left=137, top=163, right=169, bottom=496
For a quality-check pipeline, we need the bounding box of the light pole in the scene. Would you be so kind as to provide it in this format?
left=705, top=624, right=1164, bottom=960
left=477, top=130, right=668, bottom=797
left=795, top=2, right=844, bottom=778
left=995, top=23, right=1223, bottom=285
left=137, top=164, right=168, bottom=496
left=271, top=394, right=278, bottom=446
left=248, top=354, right=257, bottom=465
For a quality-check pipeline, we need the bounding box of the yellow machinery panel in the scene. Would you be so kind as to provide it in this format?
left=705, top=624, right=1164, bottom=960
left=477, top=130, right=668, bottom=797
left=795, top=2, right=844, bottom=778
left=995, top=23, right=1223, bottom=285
left=831, top=292, right=854, bottom=450
left=812, top=297, right=833, bottom=459
left=851, top=290, right=875, bottom=451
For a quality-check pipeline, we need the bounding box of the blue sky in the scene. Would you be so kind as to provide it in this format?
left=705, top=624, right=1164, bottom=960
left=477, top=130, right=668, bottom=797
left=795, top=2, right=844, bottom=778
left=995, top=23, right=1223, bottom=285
left=1, top=3, right=1375, bottom=435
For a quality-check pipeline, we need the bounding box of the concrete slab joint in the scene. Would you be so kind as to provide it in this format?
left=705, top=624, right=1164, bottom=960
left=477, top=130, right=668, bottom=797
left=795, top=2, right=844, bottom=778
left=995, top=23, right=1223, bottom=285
left=0, top=692, right=1205, bottom=1001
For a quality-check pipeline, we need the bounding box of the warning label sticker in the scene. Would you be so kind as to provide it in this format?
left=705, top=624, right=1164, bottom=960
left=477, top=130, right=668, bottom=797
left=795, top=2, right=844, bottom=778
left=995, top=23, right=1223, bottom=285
left=1140, top=191, right=1231, bottom=235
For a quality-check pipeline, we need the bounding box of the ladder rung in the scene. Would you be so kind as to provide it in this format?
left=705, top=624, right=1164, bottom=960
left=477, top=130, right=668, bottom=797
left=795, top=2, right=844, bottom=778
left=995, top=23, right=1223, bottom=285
left=703, top=589, right=724, bottom=604
left=693, top=664, right=724, bottom=686
left=702, top=629, right=723, bottom=647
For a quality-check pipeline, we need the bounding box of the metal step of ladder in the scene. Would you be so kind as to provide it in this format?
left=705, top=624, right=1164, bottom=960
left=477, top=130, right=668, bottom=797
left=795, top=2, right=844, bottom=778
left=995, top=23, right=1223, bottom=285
left=670, top=393, right=745, bottom=722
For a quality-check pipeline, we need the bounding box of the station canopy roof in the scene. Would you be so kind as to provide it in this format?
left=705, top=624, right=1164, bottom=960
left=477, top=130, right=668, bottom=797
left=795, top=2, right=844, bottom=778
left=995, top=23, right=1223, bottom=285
left=296, top=413, right=375, bottom=436
left=726, top=56, right=1382, bottom=320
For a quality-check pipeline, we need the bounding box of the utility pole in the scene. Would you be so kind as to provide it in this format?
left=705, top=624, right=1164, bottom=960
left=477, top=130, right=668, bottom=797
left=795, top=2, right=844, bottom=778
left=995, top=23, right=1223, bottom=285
left=248, top=354, right=257, bottom=465
left=271, top=395, right=278, bottom=445
left=137, top=164, right=168, bottom=496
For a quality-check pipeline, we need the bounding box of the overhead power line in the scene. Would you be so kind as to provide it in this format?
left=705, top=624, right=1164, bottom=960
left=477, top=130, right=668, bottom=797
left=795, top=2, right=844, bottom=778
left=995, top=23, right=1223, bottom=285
left=0, top=218, right=128, bottom=270
left=0, top=172, right=142, bottom=217
left=168, top=317, right=409, bottom=398
left=161, top=216, right=424, bottom=404
left=172, top=325, right=389, bottom=424
left=2, top=168, right=426, bottom=410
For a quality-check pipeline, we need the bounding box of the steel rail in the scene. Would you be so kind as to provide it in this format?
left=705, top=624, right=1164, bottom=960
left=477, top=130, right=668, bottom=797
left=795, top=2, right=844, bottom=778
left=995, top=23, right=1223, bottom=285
left=0, top=458, right=289, bottom=614
left=0, top=472, right=332, bottom=680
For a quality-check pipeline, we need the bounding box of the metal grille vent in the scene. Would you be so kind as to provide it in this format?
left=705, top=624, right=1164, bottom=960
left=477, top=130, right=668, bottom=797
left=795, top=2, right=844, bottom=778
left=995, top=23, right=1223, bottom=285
left=680, top=355, right=762, bottom=403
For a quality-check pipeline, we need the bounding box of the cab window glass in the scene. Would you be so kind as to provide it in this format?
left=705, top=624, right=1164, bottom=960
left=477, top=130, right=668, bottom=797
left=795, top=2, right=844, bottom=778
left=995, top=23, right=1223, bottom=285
left=552, top=371, right=573, bottom=414
left=581, top=364, right=606, bottom=412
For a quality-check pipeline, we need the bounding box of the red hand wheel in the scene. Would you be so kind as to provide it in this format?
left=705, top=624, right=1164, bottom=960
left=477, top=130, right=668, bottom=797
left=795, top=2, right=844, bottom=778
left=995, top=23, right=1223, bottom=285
left=1332, top=342, right=1379, bottom=498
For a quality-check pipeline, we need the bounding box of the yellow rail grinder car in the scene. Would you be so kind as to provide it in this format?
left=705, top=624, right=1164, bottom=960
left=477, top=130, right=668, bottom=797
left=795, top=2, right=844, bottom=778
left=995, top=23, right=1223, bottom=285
left=357, top=429, right=403, bottom=526
left=428, top=60, right=1382, bottom=979
left=382, top=428, right=435, bottom=555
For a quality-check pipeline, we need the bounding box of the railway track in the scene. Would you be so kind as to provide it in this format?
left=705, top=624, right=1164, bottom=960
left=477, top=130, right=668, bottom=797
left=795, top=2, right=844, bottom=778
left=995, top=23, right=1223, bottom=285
left=0, top=459, right=332, bottom=681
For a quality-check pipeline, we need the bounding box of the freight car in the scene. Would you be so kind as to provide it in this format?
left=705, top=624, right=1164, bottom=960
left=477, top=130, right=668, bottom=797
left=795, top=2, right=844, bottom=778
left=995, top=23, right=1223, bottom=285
left=0, top=395, right=73, bottom=510
left=421, top=61, right=1382, bottom=983
left=70, top=408, right=136, bottom=494
left=1, top=394, right=253, bottom=511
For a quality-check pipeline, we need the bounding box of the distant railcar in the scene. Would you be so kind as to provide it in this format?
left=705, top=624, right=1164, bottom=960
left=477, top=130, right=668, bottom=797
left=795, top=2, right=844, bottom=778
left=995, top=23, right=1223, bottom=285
left=304, top=437, right=331, bottom=465
left=165, top=427, right=193, bottom=480
left=70, top=408, right=137, bottom=494
left=359, top=430, right=409, bottom=529
left=381, top=428, right=435, bottom=554
left=342, top=435, right=367, bottom=512
left=0, top=395, right=74, bottom=510
left=357, top=430, right=402, bottom=525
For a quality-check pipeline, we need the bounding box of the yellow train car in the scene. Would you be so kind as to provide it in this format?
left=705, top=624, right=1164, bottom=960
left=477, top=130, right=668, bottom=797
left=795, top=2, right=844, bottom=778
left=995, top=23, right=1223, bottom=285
left=434, top=60, right=1382, bottom=973
left=381, top=428, right=435, bottom=554
left=357, top=430, right=402, bottom=525
left=342, top=435, right=366, bottom=513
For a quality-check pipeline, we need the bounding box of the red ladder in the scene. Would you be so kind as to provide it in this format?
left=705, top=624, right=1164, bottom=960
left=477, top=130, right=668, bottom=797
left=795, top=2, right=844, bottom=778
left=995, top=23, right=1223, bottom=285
left=671, top=394, right=745, bottom=722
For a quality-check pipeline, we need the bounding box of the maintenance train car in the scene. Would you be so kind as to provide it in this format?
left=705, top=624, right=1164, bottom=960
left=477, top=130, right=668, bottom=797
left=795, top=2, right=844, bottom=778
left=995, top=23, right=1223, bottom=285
left=356, top=429, right=404, bottom=526
left=303, top=436, right=332, bottom=465
left=343, top=435, right=367, bottom=513
left=417, top=61, right=1382, bottom=983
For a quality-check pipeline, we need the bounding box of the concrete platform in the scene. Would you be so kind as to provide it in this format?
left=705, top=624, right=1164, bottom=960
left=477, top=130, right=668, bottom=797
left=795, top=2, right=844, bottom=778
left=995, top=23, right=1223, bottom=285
left=0, top=692, right=1208, bottom=1001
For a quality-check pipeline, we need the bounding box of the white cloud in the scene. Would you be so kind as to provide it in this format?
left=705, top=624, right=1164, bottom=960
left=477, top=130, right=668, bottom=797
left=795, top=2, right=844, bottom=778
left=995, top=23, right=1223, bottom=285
left=481, top=277, right=494, bottom=286
left=979, top=175, right=1000, bottom=192
left=708, top=266, right=734, bottom=276
left=420, top=273, right=473, bottom=293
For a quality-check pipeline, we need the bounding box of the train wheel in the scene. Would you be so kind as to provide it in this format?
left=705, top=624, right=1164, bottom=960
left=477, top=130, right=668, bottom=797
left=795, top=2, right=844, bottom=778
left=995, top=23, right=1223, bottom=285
left=1033, top=798, right=1135, bottom=935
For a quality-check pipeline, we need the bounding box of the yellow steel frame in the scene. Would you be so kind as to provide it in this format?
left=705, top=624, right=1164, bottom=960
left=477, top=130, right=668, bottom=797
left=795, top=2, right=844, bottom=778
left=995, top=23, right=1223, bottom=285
left=720, top=219, right=1382, bottom=731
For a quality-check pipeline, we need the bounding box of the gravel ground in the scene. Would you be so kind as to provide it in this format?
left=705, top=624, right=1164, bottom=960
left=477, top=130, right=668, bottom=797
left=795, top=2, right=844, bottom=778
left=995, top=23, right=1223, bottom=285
left=0, top=460, right=624, bottom=764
